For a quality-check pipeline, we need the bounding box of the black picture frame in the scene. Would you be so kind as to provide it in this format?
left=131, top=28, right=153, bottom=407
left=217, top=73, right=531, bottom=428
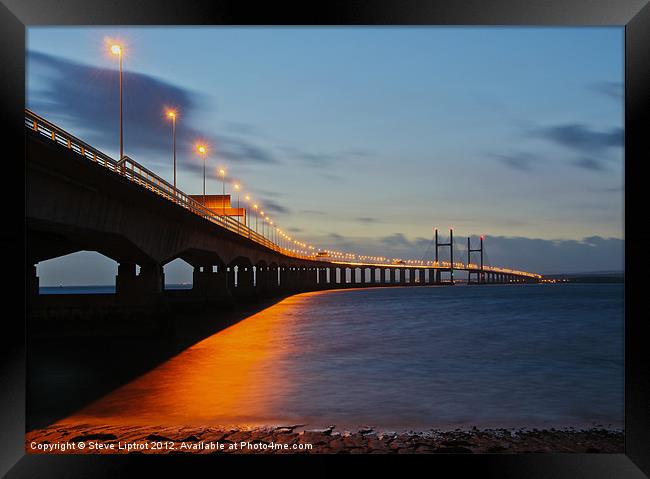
left=1, top=0, right=648, bottom=476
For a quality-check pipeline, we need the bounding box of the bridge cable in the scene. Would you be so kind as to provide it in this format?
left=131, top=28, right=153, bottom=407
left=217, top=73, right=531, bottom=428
left=483, top=243, right=492, bottom=268
left=419, top=235, right=436, bottom=263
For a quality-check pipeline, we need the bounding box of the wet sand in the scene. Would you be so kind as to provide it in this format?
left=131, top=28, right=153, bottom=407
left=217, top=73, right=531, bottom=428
left=26, top=423, right=623, bottom=454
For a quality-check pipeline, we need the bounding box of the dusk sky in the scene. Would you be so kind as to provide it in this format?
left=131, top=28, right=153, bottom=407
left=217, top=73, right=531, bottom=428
left=27, top=27, right=624, bottom=284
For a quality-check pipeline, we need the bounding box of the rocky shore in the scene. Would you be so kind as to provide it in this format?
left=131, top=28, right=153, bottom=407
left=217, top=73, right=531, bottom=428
left=26, top=424, right=624, bottom=454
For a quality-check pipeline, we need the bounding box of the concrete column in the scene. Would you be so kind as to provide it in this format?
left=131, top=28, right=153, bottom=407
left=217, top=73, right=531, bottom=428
left=28, top=263, right=39, bottom=296
left=429, top=269, right=436, bottom=284
left=401, top=269, right=407, bottom=284
left=269, top=267, right=279, bottom=288
left=280, top=267, right=289, bottom=288
left=256, top=266, right=269, bottom=291
left=358, top=268, right=365, bottom=286
left=290, top=267, right=299, bottom=289
left=193, top=265, right=229, bottom=298
left=116, top=262, right=137, bottom=295
left=329, top=267, right=337, bottom=285
left=238, top=265, right=253, bottom=291
left=389, top=268, right=395, bottom=284
left=296, top=267, right=304, bottom=288
left=193, top=265, right=208, bottom=295
left=138, top=263, right=164, bottom=295
left=227, top=266, right=236, bottom=290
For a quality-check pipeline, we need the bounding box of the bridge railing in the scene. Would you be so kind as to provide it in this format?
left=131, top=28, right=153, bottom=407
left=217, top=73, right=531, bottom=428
left=25, top=109, right=315, bottom=261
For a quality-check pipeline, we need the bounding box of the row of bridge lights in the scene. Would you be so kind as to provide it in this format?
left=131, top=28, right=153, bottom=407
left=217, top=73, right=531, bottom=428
left=107, top=39, right=318, bottom=258
left=106, top=39, right=539, bottom=278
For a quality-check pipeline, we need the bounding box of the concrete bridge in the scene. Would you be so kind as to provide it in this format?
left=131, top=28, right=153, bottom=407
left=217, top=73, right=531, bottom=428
left=26, top=109, right=541, bottom=307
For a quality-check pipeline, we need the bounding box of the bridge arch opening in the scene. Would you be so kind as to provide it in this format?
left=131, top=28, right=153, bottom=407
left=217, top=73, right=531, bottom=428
left=163, top=257, right=194, bottom=290
left=36, top=250, right=118, bottom=294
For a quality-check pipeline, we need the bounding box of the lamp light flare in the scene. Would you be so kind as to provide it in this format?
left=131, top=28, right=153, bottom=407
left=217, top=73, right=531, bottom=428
left=110, top=44, right=122, bottom=55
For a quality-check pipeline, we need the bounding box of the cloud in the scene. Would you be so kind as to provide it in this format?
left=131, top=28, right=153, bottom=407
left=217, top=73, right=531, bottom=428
left=279, top=146, right=373, bottom=169
left=380, top=233, right=411, bottom=247
left=258, top=198, right=290, bottom=215
left=356, top=217, right=380, bottom=223
left=532, top=123, right=623, bottom=154
left=27, top=51, right=277, bottom=169
left=490, top=153, right=536, bottom=171
left=590, top=81, right=623, bottom=101
left=572, top=157, right=606, bottom=171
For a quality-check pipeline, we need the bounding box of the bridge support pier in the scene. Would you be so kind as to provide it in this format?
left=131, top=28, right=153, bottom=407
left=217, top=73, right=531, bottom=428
left=116, top=262, right=163, bottom=298
left=329, top=267, right=337, bottom=286
left=116, top=262, right=137, bottom=296
left=269, top=267, right=279, bottom=288
left=139, top=264, right=164, bottom=294
left=280, top=267, right=289, bottom=289
left=307, top=267, right=315, bottom=288
left=28, top=264, right=39, bottom=296
left=255, top=266, right=269, bottom=292
left=237, top=266, right=253, bottom=292
left=193, top=265, right=228, bottom=298
left=281, top=267, right=296, bottom=290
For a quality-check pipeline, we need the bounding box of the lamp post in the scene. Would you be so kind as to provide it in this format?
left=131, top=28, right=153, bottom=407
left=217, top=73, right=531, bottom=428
left=253, top=204, right=258, bottom=232
left=166, top=109, right=177, bottom=188
left=234, top=184, right=240, bottom=221
left=196, top=144, right=207, bottom=205
left=219, top=168, right=226, bottom=217
left=110, top=43, right=124, bottom=163
left=244, top=195, right=250, bottom=228
left=234, top=183, right=240, bottom=232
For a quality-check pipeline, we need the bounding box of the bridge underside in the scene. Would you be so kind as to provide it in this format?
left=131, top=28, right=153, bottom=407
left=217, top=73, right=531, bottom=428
left=26, top=129, right=538, bottom=310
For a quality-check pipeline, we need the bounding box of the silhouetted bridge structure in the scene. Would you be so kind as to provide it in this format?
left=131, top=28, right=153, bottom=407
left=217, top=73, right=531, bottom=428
left=26, top=109, right=541, bottom=310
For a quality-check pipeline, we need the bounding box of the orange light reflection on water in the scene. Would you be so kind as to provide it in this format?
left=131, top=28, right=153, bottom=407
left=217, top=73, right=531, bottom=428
left=55, top=294, right=324, bottom=428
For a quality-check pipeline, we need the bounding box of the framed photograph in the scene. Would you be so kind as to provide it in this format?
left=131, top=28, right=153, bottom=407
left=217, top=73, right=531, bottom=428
left=2, top=0, right=648, bottom=476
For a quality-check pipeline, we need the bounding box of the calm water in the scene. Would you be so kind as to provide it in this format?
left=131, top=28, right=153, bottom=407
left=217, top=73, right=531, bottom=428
left=60, top=284, right=624, bottom=431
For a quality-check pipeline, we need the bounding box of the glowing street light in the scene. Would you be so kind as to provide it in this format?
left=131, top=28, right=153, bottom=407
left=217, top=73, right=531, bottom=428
left=196, top=144, right=207, bottom=204
left=166, top=109, right=178, bottom=188
left=109, top=43, right=124, bottom=162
